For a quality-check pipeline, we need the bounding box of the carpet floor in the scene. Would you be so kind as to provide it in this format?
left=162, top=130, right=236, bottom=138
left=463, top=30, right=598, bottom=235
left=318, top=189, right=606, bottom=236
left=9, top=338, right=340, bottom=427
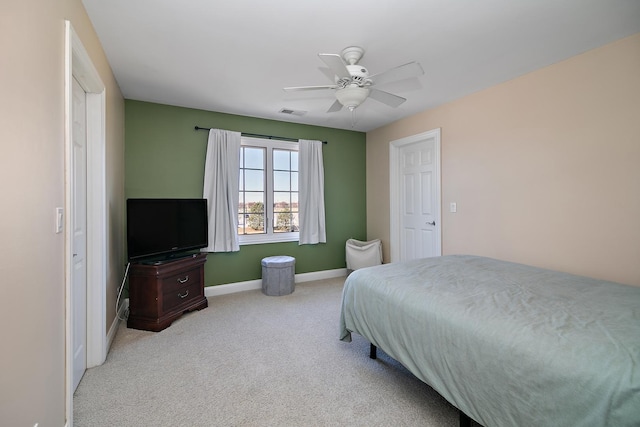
left=74, top=276, right=464, bottom=426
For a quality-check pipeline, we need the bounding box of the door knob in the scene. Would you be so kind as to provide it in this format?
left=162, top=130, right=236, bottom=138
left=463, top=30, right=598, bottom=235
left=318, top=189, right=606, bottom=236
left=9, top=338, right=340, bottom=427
left=426, top=221, right=436, bottom=226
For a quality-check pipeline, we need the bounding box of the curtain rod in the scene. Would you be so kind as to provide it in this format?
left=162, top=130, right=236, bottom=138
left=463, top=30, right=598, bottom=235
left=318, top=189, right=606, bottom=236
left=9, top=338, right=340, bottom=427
left=194, top=126, right=327, bottom=144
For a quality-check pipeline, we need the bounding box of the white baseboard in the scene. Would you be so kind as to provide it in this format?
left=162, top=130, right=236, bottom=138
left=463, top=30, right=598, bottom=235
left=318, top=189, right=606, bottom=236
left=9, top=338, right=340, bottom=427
left=205, top=279, right=262, bottom=296
left=296, top=268, right=348, bottom=283
left=204, top=268, right=347, bottom=297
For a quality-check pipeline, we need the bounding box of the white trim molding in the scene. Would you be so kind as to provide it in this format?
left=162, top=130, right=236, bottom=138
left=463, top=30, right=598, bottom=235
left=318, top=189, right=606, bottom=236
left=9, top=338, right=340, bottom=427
left=64, top=20, right=107, bottom=427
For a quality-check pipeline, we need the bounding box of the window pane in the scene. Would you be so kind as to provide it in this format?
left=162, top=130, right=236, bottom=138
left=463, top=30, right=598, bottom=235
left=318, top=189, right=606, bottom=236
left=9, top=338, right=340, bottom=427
left=274, top=211, right=294, bottom=232
left=244, top=147, right=264, bottom=169
left=273, top=149, right=290, bottom=171
left=243, top=194, right=265, bottom=234
left=273, top=171, right=291, bottom=191
left=291, top=152, right=298, bottom=172
left=244, top=191, right=264, bottom=205
left=245, top=214, right=265, bottom=233
left=291, top=172, right=298, bottom=191
left=244, top=169, right=264, bottom=191
left=291, top=192, right=298, bottom=211
left=274, top=192, right=291, bottom=208
left=274, top=211, right=299, bottom=232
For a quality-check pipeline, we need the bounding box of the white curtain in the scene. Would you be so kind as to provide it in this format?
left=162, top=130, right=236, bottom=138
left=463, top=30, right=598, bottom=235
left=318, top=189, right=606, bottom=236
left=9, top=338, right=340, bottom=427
left=202, top=129, right=241, bottom=252
left=298, top=139, right=326, bottom=245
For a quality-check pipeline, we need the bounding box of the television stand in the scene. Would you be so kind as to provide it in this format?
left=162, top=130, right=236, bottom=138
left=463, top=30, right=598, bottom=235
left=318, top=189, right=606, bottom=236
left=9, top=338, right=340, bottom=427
left=127, top=253, right=208, bottom=332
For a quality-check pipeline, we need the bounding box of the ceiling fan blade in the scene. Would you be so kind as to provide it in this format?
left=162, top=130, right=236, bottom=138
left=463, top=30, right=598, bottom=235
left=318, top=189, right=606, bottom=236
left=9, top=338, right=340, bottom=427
left=369, top=88, right=406, bottom=108
left=318, top=53, right=351, bottom=79
left=318, top=67, right=337, bottom=82
left=327, top=99, right=343, bottom=113
left=369, top=62, right=424, bottom=86
left=283, top=85, right=337, bottom=92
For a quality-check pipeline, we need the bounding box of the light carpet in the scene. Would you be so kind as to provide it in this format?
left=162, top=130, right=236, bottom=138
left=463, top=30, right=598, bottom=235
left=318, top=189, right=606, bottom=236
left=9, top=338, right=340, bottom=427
left=74, top=277, right=464, bottom=426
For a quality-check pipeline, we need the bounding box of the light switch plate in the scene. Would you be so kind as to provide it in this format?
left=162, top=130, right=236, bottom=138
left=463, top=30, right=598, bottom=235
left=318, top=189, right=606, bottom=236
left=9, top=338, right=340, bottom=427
left=450, top=202, right=457, bottom=213
left=55, top=207, right=64, bottom=233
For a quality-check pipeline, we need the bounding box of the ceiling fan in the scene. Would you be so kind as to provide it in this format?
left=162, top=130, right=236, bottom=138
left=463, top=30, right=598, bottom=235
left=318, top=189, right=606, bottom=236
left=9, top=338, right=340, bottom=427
left=284, top=46, right=424, bottom=113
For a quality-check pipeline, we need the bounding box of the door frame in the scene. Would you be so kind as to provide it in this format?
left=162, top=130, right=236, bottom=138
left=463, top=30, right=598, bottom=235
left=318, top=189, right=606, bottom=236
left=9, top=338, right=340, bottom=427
left=389, top=128, right=442, bottom=262
left=64, top=21, right=107, bottom=425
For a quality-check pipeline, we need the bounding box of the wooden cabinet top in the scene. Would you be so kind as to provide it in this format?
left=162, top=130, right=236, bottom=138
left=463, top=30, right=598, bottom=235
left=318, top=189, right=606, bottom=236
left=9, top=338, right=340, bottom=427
left=129, top=252, right=207, bottom=277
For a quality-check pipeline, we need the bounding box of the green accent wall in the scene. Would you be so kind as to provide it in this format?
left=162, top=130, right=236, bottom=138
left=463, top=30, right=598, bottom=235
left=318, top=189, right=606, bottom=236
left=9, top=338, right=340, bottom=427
left=125, top=100, right=366, bottom=286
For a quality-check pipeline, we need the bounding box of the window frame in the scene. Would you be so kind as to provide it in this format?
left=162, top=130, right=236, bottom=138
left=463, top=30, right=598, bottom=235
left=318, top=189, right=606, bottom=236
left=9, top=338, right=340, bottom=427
left=238, top=136, right=299, bottom=245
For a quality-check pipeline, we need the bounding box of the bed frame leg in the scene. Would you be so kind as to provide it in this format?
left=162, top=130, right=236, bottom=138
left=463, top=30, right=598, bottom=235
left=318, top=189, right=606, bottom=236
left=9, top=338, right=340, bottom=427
left=459, top=410, right=471, bottom=427
left=369, top=343, right=377, bottom=359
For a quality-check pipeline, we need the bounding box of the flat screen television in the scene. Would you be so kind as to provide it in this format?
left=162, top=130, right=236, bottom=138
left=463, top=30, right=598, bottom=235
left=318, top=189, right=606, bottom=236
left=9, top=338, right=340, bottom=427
left=127, top=198, right=208, bottom=262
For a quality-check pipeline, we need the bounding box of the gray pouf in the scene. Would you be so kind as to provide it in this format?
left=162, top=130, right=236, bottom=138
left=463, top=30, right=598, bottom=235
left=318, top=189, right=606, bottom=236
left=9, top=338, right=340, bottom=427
left=261, top=256, right=295, bottom=296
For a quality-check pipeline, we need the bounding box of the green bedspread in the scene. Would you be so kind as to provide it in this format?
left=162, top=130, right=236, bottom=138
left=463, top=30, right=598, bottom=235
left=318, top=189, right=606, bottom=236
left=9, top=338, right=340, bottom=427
left=339, top=255, right=640, bottom=426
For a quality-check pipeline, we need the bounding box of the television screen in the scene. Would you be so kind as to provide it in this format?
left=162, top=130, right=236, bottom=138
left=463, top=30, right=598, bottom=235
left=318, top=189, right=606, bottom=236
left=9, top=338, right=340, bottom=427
left=127, top=198, right=208, bottom=261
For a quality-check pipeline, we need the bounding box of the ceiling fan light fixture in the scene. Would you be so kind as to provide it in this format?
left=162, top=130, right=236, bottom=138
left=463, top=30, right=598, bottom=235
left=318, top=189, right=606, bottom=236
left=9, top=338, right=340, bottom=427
left=335, top=86, right=370, bottom=110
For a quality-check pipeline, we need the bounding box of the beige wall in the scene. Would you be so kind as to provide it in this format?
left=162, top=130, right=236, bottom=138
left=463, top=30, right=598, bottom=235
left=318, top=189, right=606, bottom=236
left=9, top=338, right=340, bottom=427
left=0, top=0, right=125, bottom=425
left=367, top=33, right=640, bottom=287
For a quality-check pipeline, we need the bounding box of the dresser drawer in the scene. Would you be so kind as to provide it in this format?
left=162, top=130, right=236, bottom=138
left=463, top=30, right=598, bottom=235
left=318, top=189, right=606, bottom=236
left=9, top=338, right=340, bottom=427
left=127, top=253, right=207, bottom=332
left=162, top=281, right=202, bottom=312
left=160, top=267, right=201, bottom=293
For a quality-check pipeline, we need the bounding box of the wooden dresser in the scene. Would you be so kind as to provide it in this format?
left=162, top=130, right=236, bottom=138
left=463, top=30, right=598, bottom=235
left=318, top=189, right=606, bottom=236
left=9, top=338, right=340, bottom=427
left=127, top=253, right=208, bottom=332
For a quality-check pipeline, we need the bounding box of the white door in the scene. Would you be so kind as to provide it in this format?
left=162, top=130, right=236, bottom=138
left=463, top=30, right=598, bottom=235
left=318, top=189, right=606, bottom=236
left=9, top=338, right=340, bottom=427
left=390, top=129, right=441, bottom=262
left=71, top=77, right=88, bottom=391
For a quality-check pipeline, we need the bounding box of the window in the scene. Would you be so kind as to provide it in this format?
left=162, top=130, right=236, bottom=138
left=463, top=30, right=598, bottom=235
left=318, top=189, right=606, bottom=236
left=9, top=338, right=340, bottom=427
left=238, top=137, right=299, bottom=244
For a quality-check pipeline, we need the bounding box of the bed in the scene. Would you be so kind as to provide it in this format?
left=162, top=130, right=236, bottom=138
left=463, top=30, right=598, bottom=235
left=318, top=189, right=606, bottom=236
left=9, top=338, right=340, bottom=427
left=339, top=255, right=640, bottom=427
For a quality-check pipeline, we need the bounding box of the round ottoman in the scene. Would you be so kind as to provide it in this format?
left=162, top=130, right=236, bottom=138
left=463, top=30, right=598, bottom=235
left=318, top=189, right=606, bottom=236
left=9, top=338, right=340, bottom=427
left=261, top=256, right=295, bottom=296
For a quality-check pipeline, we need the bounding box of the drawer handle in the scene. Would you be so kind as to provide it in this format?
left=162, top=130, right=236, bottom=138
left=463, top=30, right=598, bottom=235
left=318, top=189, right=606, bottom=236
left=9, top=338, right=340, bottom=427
left=178, top=290, right=189, bottom=299
left=177, top=275, right=189, bottom=284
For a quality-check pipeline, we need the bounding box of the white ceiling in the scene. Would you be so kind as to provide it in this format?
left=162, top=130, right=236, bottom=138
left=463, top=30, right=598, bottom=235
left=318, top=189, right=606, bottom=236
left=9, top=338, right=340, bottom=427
left=82, top=0, right=640, bottom=132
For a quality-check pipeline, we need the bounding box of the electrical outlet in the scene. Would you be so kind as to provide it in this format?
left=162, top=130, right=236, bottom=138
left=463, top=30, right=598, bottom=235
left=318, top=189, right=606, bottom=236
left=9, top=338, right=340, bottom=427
left=450, top=202, right=457, bottom=213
